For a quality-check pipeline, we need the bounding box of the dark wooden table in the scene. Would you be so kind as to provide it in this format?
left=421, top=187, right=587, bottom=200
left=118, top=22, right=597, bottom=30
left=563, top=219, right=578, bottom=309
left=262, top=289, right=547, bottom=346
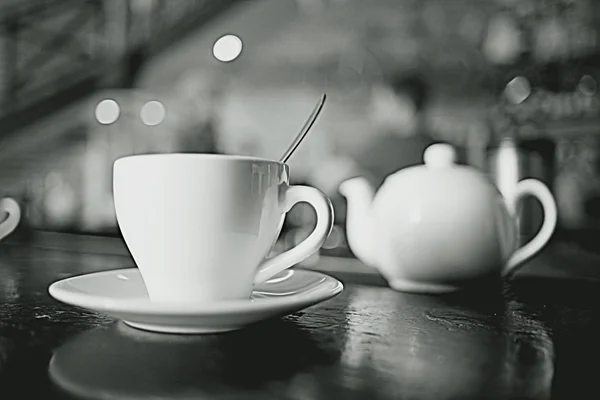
left=1, top=232, right=600, bottom=399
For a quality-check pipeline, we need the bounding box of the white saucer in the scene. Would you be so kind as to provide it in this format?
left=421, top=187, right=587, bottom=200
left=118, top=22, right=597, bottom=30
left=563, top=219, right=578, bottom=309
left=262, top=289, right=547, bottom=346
left=48, top=268, right=343, bottom=334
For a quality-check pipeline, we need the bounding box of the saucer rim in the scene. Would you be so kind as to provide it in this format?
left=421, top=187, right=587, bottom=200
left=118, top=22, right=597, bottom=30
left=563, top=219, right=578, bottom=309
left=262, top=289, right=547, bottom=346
left=48, top=267, right=344, bottom=316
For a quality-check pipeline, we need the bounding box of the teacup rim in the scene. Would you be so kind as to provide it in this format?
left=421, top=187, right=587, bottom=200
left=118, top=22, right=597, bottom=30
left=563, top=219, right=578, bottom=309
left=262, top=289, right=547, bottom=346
left=114, top=153, right=287, bottom=167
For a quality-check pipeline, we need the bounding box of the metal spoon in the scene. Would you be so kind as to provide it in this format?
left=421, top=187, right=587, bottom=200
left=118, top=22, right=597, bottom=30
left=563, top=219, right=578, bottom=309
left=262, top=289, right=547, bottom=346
left=279, top=93, right=327, bottom=163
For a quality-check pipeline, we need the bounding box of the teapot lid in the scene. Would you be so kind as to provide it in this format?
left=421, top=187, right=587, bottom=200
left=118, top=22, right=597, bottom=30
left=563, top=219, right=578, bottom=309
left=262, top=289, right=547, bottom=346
left=379, top=141, right=499, bottom=214
left=415, top=143, right=493, bottom=191
left=423, top=143, right=457, bottom=168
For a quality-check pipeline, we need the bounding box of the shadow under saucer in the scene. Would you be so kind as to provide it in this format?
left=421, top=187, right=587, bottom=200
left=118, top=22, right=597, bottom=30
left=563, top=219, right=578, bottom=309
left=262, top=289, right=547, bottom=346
left=48, top=319, right=341, bottom=399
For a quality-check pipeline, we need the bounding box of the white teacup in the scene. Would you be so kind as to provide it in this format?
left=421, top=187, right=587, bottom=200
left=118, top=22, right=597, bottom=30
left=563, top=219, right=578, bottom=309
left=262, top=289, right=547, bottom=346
left=113, top=154, right=333, bottom=304
left=0, top=198, right=20, bottom=241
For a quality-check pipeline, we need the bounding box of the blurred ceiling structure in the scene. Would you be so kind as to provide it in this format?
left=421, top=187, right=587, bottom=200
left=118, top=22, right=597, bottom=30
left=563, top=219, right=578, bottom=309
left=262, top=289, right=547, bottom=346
left=0, top=0, right=245, bottom=139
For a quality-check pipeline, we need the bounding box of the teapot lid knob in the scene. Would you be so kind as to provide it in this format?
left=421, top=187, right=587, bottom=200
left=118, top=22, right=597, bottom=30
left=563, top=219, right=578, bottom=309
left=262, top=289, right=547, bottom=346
left=424, top=143, right=457, bottom=168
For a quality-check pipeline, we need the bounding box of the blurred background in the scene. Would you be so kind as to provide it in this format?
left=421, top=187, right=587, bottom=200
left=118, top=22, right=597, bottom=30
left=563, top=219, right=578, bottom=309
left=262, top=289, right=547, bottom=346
left=1, top=0, right=600, bottom=260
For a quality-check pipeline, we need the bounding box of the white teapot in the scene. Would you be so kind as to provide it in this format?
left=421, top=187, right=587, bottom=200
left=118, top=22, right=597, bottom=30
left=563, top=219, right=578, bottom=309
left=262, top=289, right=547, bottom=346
left=339, top=143, right=557, bottom=293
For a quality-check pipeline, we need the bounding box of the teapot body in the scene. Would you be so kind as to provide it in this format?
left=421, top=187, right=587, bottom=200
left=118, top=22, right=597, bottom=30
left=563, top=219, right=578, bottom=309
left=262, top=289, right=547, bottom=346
left=370, top=156, right=519, bottom=293
left=341, top=143, right=557, bottom=294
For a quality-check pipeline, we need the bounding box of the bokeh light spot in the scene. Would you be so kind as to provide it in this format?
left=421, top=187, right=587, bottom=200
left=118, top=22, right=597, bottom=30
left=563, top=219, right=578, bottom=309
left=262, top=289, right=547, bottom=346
left=140, top=100, right=166, bottom=126
left=578, top=75, right=597, bottom=96
left=504, top=76, right=531, bottom=105
left=94, top=99, right=120, bottom=125
left=212, top=34, right=243, bottom=62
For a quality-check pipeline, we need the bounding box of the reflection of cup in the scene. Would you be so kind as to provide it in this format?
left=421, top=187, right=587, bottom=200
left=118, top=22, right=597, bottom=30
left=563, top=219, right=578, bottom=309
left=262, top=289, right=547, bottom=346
left=113, top=154, right=333, bottom=304
left=0, top=198, right=20, bottom=242
left=49, top=320, right=339, bottom=399
left=340, top=289, right=554, bottom=399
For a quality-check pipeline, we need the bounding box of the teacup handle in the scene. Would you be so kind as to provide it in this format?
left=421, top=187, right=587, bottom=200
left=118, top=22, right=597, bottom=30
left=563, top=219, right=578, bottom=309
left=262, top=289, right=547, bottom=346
left=0, top=198, right=20, bottom=241
left=504, top=179, right=557, bottom=275
left=254, top=186, right=334, bottom=284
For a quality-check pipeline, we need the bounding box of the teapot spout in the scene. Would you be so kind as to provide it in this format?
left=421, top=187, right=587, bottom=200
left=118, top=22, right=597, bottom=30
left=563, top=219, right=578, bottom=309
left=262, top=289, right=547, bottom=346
left=339, top=177, right=378, bottom=267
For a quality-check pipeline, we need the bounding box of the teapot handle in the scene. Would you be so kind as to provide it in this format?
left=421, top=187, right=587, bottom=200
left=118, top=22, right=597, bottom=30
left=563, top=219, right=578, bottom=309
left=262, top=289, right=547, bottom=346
left=0, top=198, right=20, bottom=241
left=504, top=179, right=557, bottom=275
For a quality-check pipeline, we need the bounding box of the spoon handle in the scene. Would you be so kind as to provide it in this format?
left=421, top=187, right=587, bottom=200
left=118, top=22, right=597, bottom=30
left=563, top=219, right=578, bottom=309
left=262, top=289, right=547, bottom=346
left=279, top=93, right=327, bottom=164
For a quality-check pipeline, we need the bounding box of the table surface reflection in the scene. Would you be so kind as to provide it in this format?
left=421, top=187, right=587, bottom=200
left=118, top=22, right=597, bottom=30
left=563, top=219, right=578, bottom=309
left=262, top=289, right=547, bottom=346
left=0, top=233, right=599, bottom=399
